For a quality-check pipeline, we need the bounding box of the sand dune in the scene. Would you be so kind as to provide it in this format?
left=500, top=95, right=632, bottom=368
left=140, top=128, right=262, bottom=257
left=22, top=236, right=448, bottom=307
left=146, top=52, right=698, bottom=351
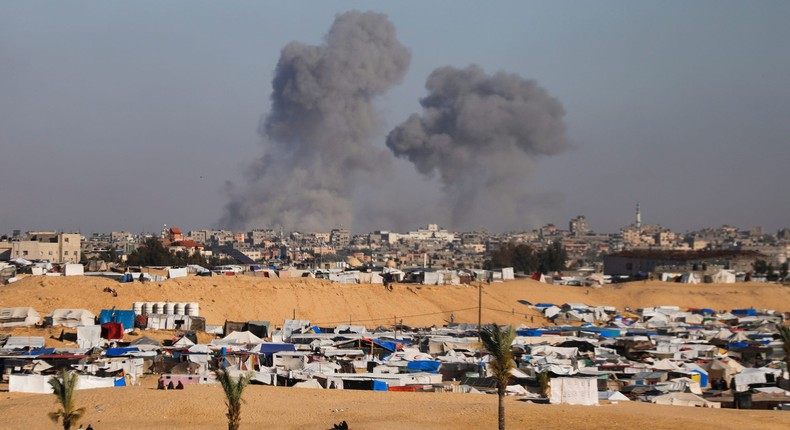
left=1, top=377, right=789, bottom=430
left=2, top=275, right=790, bottom=329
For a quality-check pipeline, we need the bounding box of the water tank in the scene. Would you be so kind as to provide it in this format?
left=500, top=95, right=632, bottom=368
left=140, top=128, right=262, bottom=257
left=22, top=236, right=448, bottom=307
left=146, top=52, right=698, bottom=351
left=142, top=302, right=155, bottom=315
left=186, top=302, right=199, bottom=317
left=154, top=302, right=167, bottom=314
left=174, top=302, right=186, bottom=315
left=163, top=302, right=175, bottom=315
left=132, top=302, right=143, bottom=315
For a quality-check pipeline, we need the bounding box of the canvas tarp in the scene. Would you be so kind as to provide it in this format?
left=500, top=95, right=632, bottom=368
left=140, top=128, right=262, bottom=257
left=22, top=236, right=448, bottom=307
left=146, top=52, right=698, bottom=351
left=168, top=267, right=188, bottom=279
left=47, top=309, right=95, bottom=327
left=0, top=307, right=41, bottom=327
left=77, top=325, right=102, bottom=348
left=652, top=392, right=720, bottom=408
left=64, top=264, right=85, bottom=276
left=549, top=377, right=598, bottom=405
left=9, top=374, right=117, bottom=393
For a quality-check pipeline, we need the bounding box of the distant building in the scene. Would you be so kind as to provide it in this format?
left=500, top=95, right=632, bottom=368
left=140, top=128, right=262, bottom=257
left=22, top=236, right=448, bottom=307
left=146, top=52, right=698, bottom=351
left=569, top=216, right=589, bottom=236
left=11, top=232, right=81, bottom=263
left=603, top=249, right=764, bottom=277
left=330, top=228, right=351, bottom=247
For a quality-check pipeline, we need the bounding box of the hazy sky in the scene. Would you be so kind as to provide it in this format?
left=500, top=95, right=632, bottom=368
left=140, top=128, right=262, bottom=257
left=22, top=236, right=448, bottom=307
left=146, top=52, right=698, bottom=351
left=1, top=1, right=788, bottom=235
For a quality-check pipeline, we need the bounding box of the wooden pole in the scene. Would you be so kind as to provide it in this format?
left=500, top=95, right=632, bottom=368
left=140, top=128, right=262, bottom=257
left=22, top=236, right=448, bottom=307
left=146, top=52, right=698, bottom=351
left=477, top=280, right=482, bottom=342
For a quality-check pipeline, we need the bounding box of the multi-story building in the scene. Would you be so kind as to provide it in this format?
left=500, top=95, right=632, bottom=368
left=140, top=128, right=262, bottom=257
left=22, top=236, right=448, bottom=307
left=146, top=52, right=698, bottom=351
left=11, top=232, right=81, bottom=263
left=569, top=216, right=589, bottom=236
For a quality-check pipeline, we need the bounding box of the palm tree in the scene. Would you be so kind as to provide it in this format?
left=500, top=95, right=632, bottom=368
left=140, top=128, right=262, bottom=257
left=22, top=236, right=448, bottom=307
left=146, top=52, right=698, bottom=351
left=480, top=323, right=516, bottom=430
left=216, top=369, right=252, bottom=430
left=48, top=369, right=86, bottom=430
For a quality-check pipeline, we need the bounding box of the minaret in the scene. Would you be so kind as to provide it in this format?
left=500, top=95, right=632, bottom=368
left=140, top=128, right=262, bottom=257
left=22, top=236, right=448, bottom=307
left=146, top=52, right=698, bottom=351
left=636, top=203, right=641, bottom=230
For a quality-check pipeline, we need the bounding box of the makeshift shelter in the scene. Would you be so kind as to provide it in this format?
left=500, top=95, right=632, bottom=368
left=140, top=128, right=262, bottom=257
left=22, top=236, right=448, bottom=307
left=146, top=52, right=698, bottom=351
left=101, top=322, right=124, bottom=340
left=652, top=392, right=720, bottom=408
left=679, top=273, right=700, bottom=284
left=549, top=377, right=598, bottom=405
left=0, top=307, right=40, bottom=327
left=77, top=325, right=101, bottom=348
left=711, top=270, right=736, bottom=284
left=64, top=263, right=85, bottom=276
left=99, top=310, right=136, bottom=332
left=167, top=267, right=188, bottom=279
left=47, top=309, right=95, bottom=327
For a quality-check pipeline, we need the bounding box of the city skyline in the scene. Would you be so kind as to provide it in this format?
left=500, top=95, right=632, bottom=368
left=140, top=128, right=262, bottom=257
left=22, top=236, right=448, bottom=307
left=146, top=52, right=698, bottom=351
left=2, top=2, right=788, bottom=234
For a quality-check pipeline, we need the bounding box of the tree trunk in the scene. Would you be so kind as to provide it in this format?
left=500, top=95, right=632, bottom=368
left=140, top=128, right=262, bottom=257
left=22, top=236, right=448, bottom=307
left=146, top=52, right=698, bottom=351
left=498, top=390, right=505, bottom=430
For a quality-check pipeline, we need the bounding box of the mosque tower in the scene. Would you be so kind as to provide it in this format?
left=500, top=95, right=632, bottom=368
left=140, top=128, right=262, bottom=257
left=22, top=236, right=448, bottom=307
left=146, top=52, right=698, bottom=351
left=636, top=203, right=641, bottom=230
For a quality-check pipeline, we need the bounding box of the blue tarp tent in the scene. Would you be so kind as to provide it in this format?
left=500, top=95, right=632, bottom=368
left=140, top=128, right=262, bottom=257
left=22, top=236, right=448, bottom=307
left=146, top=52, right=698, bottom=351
left=106, top=347, right=139, bottom=357
left=257, top=343, right=296, bottom=355
left=99, top=310, right=136, bottom=330
left=406, top=360, right=441, bottom=373
left=516, top=329, right=543, bottom=337
left=372, top=380, right=388, bottom=391
left=732, top=309, right=757, bottom=316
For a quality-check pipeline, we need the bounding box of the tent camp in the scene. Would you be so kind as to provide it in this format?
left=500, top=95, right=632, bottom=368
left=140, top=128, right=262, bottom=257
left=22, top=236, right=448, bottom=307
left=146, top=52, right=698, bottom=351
left=0, top=307, right=41, bottom=327
left=679, top=273, right=700, bottom=284
left=46, top=309, right=95, bottom=327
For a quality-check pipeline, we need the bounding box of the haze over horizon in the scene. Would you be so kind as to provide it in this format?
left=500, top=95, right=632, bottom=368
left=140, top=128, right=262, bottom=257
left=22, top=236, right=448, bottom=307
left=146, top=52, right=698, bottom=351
left=2, top=1, right=788, bottom=235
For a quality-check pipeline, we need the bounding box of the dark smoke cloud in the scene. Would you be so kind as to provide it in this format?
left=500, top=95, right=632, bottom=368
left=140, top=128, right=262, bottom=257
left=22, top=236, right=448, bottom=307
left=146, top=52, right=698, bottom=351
left=386, top=65, right=569, bottom=231
left=222, top=11, right=410, bottom=231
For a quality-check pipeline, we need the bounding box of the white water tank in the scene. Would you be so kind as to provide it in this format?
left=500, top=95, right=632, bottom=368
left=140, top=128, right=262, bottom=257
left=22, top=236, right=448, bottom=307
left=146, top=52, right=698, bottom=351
left=132, top=302, right=143, bottom=315
left=163, top=302, right=175, bottom=315
left=186, top=302, right=199, bottom=317
left=142, top=302, right=155, bottom=315
left=154, top=302, right=167, bottom=314
left=174, top=302, right=186, bottom=315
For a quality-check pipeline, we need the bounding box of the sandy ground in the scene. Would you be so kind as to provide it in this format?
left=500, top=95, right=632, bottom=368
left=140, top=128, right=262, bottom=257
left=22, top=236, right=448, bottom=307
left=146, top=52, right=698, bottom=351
left=3, top=276, right=790, bottom=428
left=1, top=376, right=789, bottom=430
left=2, top=275, right=790, bottom=329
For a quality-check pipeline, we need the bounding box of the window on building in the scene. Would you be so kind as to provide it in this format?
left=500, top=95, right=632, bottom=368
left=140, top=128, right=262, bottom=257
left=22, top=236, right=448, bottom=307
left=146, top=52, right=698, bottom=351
left=48, top=251, right=53, bottom=255
left=22, top=250, right=27, bottom=256
left=64, top=237, right=69, bottom=242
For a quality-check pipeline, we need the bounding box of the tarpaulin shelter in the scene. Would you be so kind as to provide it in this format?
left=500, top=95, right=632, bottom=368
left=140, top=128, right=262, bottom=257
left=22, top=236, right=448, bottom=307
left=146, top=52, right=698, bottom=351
left=99, top=310, right=135, bottom=332
left=47, top=309, right=95, bottom=327
left=101, top=322, right=124, bottom=340
left=0, top=307, right=40, bottom=327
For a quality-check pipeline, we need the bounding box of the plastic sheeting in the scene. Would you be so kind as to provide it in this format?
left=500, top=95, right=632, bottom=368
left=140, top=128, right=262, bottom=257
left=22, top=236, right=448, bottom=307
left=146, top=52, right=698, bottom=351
left=549, top=377, right=598, bottom=405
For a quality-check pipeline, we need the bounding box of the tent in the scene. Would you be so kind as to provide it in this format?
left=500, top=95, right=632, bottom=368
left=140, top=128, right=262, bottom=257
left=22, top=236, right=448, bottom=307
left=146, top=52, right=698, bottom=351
left=168, top=267, right=188, bottom=279
left=599, top=390, right=630, bottom=401
left=0, top=307, right=40, bottom=327
left=77, top=325, right=101, bottom=348
left=64, top=263, right=84, bottom=276
left=712, top=270, right=736, bottom=284
left=679, top=273, right=700, bottom=284
left=652, top=392, right=720, bottom=408
left=101, top=322, right=124, bottom=340
left=99, top=310, right=136, bottom=332
left=549, top=377, right=598, bottom=405
left=47, top=309, right=95, bottom=327
left=214, top=331, right=263, bottom=346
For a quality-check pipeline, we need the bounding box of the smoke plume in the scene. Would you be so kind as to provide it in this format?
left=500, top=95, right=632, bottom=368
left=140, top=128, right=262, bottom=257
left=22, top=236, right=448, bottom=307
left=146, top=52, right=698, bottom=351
left=222, top=11, right=410, bottom=231
left=386, top=65, right=568, bottom=231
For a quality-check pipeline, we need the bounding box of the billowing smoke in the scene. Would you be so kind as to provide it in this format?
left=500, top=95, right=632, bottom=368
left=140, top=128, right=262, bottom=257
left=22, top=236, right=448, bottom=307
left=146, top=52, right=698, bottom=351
left=222, top=11, right=410, bottom=231
left=386, top=65, right=568, bottom=231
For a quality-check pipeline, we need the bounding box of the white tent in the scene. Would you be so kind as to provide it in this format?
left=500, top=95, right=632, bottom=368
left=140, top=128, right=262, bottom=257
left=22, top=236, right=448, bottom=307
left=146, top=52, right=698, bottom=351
left=712, top=270, right=736, bottom=284
left=599, top=390, right=630, bottom=401
left=0, top=307, right=40, bottom=327
left=679, top=273, right=700, bottom=284
left=47, top=309, right=95, bottom=327
left=652, top=392, right=719, bottom=408
left=549, top=377, right=598, bottom=405
left=173, top=336, right=196, bottom=347
left=64, top=264, right=84, bottom=276
left=77, top=325, right=101, bottom=348
left=168, top=267, right=188, bottom=279
left=214, top=331, right=263, bottom=345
